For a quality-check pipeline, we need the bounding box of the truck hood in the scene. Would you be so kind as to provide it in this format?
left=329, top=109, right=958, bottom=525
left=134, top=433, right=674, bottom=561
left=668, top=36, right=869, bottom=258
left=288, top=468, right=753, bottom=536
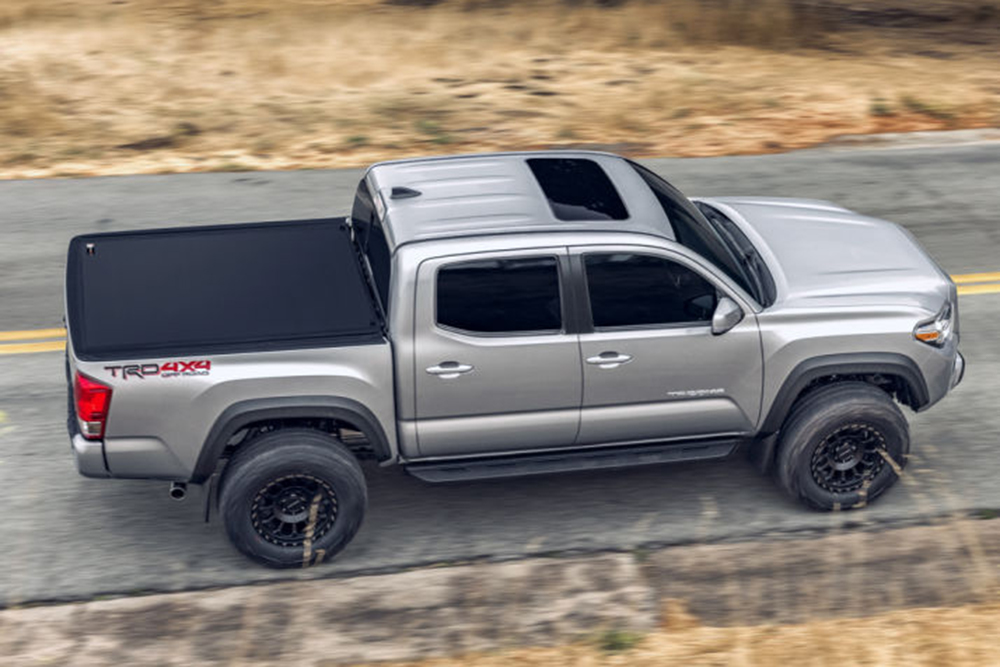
left=698, top=197, right=952, bottom=311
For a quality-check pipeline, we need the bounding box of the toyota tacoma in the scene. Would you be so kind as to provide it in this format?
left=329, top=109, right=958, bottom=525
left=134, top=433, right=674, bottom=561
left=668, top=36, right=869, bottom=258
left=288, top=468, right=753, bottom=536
left=65, top=151, right=965, bottom=567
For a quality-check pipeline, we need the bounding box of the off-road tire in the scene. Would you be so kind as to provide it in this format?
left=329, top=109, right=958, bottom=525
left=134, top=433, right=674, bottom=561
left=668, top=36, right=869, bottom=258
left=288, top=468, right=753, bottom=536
left=775, top=382, right=909, bottom=511
left=219, top=428, right=367, bottom=568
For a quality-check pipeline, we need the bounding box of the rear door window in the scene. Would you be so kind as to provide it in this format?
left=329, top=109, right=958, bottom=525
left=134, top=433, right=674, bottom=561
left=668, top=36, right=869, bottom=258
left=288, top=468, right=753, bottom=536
left=437, top=256, right=562, bottom=334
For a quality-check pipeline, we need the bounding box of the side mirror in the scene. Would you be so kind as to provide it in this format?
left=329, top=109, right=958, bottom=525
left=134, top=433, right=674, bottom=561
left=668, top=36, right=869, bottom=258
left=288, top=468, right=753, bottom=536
left=711, top=297, right=744, bottom=335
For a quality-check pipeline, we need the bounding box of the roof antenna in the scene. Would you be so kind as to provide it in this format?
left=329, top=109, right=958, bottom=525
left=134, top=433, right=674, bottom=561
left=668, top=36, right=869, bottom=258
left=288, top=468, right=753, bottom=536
left=390, top=186, right=422, bottom=200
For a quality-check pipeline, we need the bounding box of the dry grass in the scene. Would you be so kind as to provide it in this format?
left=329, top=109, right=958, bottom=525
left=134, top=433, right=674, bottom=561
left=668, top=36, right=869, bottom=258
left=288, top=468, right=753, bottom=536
left=363, top=599, right=1000, bottom=667
left=0, top=0, right=998, bottom=178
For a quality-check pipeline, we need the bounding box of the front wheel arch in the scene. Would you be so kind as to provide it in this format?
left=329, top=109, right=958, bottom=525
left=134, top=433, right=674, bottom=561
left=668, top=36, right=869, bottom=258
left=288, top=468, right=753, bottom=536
left=750, top=353, right=927, bottom=474
left=761, top=354, right=928, bottom=434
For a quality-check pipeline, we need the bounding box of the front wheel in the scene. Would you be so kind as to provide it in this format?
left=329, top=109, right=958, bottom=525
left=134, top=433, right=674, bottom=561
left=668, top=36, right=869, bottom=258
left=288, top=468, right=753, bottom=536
left=775, top=382, right=909, bottom=511
left=218, top=429, right=367, bottom=568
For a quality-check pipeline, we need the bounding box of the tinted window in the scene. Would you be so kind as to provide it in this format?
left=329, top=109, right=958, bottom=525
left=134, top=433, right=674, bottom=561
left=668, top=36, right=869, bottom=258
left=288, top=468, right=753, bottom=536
left=527, top=158, right=628, bottom=221
left=351, top=179, right=392, bottom=312
left=365, top=223, right=391, bottom=310
left=585, top=253, right=717, bottom=328
left=437, top=257, right=562, bottom=334
left=351, top=178, right=376, bottom=233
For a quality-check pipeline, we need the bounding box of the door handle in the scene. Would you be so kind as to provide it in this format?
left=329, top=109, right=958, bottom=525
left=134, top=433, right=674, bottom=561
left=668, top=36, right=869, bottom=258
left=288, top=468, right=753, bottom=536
left=586, top=352, right=633, bottom=369
left=426, top=361, right=475, bottom=379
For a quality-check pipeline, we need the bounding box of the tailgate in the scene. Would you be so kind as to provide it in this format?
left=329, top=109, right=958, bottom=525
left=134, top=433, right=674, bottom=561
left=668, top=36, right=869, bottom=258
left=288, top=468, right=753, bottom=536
left=65, top=218, right=383, bottom=360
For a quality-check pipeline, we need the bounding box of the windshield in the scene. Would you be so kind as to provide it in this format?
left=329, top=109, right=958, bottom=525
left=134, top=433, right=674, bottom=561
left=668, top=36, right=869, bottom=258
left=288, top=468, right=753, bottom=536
left=696, top=201, right=776, bottom=307
left=629, top=161, right=757, bottom=301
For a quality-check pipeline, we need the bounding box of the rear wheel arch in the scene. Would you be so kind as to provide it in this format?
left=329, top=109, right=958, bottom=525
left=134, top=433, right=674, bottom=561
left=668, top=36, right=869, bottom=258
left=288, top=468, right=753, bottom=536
left=192, top=396, right=394, bottom=483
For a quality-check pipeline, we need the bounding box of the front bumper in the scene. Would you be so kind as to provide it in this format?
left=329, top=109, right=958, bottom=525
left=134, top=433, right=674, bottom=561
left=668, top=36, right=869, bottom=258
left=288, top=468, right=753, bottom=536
left=71, top=434, right=110, bottom=478
left=951, top=351, right=965, bottom=390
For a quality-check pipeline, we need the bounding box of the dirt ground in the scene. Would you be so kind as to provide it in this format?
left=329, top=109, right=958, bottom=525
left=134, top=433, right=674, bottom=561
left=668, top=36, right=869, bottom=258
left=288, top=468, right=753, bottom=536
left=367, top=516, right=1000, bottom=667
left=0, top=0, right=998, bottom=178
left=366, top=601, right=1000, bottom=667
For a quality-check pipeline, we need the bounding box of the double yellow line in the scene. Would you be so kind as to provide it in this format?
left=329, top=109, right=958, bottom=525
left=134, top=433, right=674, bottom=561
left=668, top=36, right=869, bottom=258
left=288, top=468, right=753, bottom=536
left=0, top=329, right=67, bottom=356
left=1, top=271, right=999, bottom=356
left=954, top=272, right=1000, bottom=296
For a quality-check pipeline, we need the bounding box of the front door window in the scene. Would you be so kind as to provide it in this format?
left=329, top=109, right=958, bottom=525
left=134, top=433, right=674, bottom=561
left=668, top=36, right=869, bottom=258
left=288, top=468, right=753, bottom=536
left=584, top=253, right=718, bottom=329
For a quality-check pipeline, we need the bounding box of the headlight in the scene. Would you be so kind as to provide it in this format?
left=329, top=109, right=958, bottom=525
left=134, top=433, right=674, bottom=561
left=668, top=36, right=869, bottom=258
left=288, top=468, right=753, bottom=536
left=914, top=302, right=953, bottom=347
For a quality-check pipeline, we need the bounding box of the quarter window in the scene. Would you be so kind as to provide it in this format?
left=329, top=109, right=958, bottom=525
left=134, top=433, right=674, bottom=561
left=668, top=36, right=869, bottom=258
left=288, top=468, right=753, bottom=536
left=437, top=257, right=562, bottom=334
left=584, top=253, right=717, bottom=328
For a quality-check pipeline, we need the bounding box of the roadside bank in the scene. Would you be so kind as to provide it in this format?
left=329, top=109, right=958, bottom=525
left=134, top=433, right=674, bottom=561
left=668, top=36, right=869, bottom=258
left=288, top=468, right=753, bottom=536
left=3, top=518, right=997, bottom=666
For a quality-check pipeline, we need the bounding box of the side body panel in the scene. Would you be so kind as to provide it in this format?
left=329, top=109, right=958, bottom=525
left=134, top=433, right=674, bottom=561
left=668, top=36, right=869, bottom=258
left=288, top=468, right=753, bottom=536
left=409, top=247, right=583, bottom=458
left=70, top=342, right=397, bottom=481
left=392, top=233, right=767, bottom=460
left=577, top=321, right=762, bottom=443
left=755, top=304, right=959, bottom=426
left=572, top=244, right=763, bottom=443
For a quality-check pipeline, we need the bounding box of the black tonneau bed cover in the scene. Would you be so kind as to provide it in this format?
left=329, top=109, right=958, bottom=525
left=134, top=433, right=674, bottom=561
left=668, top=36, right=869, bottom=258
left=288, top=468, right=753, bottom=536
left=66, top=218, right=383, bottom=361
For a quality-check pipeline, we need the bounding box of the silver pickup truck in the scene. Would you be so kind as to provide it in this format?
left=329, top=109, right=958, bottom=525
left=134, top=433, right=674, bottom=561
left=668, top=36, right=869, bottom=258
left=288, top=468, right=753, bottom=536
left=65, top=151, right=964, bottom=567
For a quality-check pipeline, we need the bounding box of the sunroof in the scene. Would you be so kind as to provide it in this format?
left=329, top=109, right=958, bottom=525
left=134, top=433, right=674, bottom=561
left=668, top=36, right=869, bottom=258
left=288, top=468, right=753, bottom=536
left=527, top=158, right=629, bottom=221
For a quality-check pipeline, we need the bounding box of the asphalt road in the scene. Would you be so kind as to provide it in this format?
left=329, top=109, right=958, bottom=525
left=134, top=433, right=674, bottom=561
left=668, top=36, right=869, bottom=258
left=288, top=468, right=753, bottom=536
left=1, top=143, right=999, bottom=606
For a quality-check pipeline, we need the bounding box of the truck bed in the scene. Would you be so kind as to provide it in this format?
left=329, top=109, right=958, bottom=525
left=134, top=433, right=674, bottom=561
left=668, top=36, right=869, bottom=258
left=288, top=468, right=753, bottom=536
left=65, top=218, right=383, bottom=360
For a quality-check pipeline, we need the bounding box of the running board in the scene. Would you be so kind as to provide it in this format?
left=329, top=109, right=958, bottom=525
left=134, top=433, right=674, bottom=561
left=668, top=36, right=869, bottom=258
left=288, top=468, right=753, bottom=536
left=404, top=440, right=739, bottom=483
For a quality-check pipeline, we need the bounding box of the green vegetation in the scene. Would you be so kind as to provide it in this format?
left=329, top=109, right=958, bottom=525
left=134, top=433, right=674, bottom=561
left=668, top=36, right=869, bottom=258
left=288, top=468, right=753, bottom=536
left=415, top=119, right=453, bottom=145
left=869, top=98, right=895, bottom=117
left=900, top=95, right=956, bottom=121
left=596, top=628, right=644, bottom=652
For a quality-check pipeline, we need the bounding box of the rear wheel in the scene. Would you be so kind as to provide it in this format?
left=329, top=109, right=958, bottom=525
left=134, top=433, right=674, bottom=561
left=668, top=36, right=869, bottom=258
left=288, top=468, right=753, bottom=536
left=219, top=428, right=367, bottom=568
left=775, top=382, right=909, bottom=511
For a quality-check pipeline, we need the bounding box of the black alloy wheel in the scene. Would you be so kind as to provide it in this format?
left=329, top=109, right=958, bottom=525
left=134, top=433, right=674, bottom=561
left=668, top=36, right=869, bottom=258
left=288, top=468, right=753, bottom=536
left=219, top=429, right=367, bottom=568
left=775, top=382, right=909, bottom=511
left=809, top=424, right=887, bottom=493
left=251, top=473, right=339, bottom=548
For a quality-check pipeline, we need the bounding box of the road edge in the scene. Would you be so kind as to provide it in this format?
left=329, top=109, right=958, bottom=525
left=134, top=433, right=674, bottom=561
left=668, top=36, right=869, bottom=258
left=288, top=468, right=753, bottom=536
left=2, top=128, right=998, bottom=183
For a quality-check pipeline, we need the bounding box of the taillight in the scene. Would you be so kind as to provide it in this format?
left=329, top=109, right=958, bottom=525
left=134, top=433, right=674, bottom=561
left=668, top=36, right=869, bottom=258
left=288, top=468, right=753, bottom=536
left=74, top=372, right=112, bottom=440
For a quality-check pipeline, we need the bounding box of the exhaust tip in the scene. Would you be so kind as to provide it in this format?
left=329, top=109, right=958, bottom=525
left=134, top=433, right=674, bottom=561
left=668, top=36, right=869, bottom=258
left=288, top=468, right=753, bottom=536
left=169, top=482, right=187, bottom=501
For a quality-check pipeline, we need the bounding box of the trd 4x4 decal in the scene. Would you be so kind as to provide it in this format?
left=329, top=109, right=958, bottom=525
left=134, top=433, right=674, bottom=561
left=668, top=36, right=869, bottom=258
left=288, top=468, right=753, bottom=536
left=104, top=360, right=211, bottom=380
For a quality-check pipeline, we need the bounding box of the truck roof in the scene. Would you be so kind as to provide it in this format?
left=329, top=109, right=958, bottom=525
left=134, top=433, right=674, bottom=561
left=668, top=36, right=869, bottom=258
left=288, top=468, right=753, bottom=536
left=364, top=151, right=675, bottom=249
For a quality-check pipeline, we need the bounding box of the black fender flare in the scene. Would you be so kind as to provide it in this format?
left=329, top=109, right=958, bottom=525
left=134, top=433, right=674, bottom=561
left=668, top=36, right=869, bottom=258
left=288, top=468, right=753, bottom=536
left=190, top=396, right=393, bottom=483
left=750, top=353, right=929, bottom=474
